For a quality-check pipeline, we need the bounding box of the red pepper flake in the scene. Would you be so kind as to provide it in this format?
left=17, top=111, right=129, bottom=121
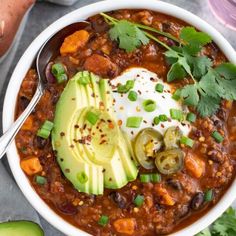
left=138, top=90, right=142, bottom=95
left=168, top=118, right=172, bottom=122
left=78, top=139, right=86, bottom=144
left=161, top=124, right=165, bottom=128
left=99, top=129, right=103, bottom=133
left=117, top=120, right=122, bottom=127
left=162, top=95, right=166, bottom=99
left=74, top=124, right=79, bottom=129
left=108, top=122, right=115, bottom=129
left=100, top=140, right=106, bottom=145
left=143, top=120, right=147, bottom=124
left=102, top=169, right=106, bottom=173
left=86, top=135, right=92, bottom=142
left=100, top=119, right=106, bottom=123
left=83, top=124, right=87, bottom=130
left=106, top=91, right=110, bottom=94
left=167, top=90, right=171, bottom=93
left=60, top=158, right=64, bottom=162
left=119, top=106, right=124, bottom=110
left=101, top=134, right=107, bottom=138
left=71, top=98, right=76, bottom=101
left=99, top=101, right=105, bottom=111
left=60, top=132, right=65, bottom=137
left=109, top=177, right=112, bottom=181
left=65, top=168, right=70, bottom=173
left=73, top=138, right=77, bottom=143
left=131, top=131, right=134, bottom=135
left=70, top=144, right=75, bottom=148
left=91, top=92, right=95, bottom=97
left=137, top=74, right=140, bottom=77
left=150, top=77, right=157, bottom=82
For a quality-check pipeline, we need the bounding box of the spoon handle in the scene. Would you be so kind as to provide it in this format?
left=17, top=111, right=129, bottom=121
left=0, top=85, right=43, bottom=159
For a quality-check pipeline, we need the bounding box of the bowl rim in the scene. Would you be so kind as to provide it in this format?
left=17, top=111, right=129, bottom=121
left=2, top=0, right=236, bottom=235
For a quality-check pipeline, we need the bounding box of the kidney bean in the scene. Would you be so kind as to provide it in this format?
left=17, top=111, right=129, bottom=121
left=57, top=202, right=77, bottom=215
left=190, top=192, right=204, bottom=210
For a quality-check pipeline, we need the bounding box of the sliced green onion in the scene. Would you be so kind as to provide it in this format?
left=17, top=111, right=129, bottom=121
left=140, top=174, right=151, bottom=183
left=186, top=112, right=196, bottom=123
left=128, top=91, right=138, bottom=101
left=150, top=173, right=161, bottom=183
left=133, top=195, right=144, bottom=207
left=211, top=131, right=224, bottom=143
left=153, top=116, right=160, bottom=125
left=42, top=120, right=54, bottom=130
left=51, top=63, right=65, bottom=77
left=77, top=171, right=88, bottom=184
left=35, top=175, right=47, bottom=185
left=180, top=136, right=194, bottom=147
left=172, top=89, right=181, bottom=101
left=204, top=189, right=213, bottom=202
left=126, top=117, right=143, bottom=128
left=155, top=83, right=164, bottom=93
left=37, top=129, right=50, bottom=139
left=86, top=111, right=99, bottom=125
left=158, top=114, right=168, bottom=122
left=98, top=215, right=109, bottom=226
left=142, top=99, right=156, bottom=112
left=170, top=109, right=184, bottom=121
left=117, top=80, right=135, bottom=93
left=57, top=73, right=67, bottom=84
left=77, top=71, right=90, bottom=85
left=37, top=120, right=54, bottom=139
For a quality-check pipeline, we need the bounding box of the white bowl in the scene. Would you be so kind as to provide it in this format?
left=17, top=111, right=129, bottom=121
left=2, top=1, right=236, bottom=235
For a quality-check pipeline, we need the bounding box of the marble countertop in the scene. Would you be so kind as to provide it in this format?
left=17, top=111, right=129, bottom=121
left=1, top=0, right=235, bottom=235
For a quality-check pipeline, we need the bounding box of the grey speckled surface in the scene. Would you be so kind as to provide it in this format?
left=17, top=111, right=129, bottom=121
left=1, top=0, right=236, bottom=235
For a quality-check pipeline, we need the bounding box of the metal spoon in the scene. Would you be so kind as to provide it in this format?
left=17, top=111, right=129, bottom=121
left=0, top=21, right=90, bottom=159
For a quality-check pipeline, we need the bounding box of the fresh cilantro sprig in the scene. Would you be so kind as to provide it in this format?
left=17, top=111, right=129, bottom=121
left=101, top=13, right=236, bottom=118
left=196, top=207, right=236, bottom=236
left=100, top=12, right=180, bottom=52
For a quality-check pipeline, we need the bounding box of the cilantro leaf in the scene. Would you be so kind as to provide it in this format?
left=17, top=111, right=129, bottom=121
left=180, top=27, right=212, bottom=47
left=195, top=228, right=211, bottom=236
left=197, top=95, right=220, bottom=117
left=215, top=63, right=236, bottom=79
left=198, top=70, right=222, bottom=98
left=181, top=85, right=199, bottom=106
left=109, top=20, right=149, bottom=52
left=167, top=62, right=186, bottom=82
left=188, top=56, right=213, bottom=79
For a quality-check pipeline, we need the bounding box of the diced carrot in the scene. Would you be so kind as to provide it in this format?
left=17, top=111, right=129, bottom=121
left=20, top=156, right=42, bottom=176
left=113, top=218, right=136, bottom=235
left=155, top=185, right=175, bottom=206
left=185, top=153, right=205, bottom=178
left=21, top=116, right=34, bottom=131
left=60, top=30, right=89, bottom=55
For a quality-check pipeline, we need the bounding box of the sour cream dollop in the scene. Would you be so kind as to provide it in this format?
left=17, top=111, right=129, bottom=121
left=110, top=68, right=191, bottom=139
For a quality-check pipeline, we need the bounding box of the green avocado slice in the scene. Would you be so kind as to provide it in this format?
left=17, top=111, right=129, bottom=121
left=52, top=71, right=138, bottom=195
left=0, top=221, right=44, bottom=236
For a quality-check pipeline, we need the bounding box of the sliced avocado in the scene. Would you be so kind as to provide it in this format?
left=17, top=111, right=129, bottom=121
left=0, top=221, right=44, bottom=236
left=52, top=75, right=103, bottom=195
left=77, top=107, right=128, bottom=189
left=52, top=71, right=138, bottom=195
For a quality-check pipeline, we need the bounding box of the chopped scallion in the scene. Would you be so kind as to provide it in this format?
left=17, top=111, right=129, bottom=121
left=153, top=116, right=160, bottom=125
left=128, top=90, right=138, bottom=101
left=142, top=99, right=156, bottom=112
left=140, top=174, right=151, bottom=183
left=37, top=120, right=54, bottom=139
left=204, top=189, right=213, bottom=202
left=126, top=117, right=143, bottom=128
left=98, top=215, right=109, bottom=226
left=35, top=175, right=47, bottom=185
left=86, top=111, right=99, bottom=125
left=186, top=112, right=196, bottom=122
left=170, top=108, right=184, bottom=121
left=51, top=63, right=65, bottom=77
left=211, top=131, right=224, bottom=143
left=150, top=173, right=161, bottom=183
left=180, top=136, right=194, bottom=147
left=117, top=80, right=135, bottom=93
left=77, top=72, right=90, bottom=85
left=155, top=83, right=164, bottom=93
left=158, top=114, right=168, bottom=122
left=172, top=89, right=181, bottom=101
left=133, top=195, right=144, bottom=207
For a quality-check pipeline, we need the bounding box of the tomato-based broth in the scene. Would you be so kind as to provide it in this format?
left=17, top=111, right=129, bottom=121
left=15, top=10, right=236, bottom=235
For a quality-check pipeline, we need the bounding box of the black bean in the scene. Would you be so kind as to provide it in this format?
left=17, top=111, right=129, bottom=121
left=166, top=179, right=182, bottom=190
left=190, top=192, right=204, bottom=210
left=34, top=136, right=49, bottom=149
left=109, top=191, right=127, bottom=209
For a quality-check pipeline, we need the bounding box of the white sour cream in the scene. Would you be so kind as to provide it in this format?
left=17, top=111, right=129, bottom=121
left=110, top=68, right=191, bottom=139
